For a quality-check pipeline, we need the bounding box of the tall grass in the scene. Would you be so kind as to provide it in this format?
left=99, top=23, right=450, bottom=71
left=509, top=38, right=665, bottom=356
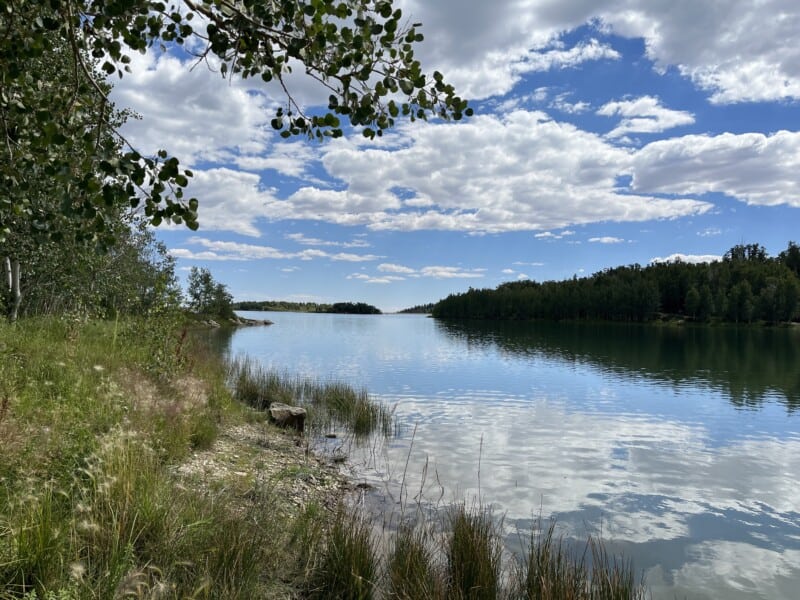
left=227, top=356, right=392, bottom=438
left=307, top=510, right=379, bottom=600
left=310, top=507, right=646, bottom=600
left=388, top=525, right=442, bottom=600
left=516, top=521, right=647, bottom=600
left=0, top=318, right=273, bottom=598
left=446, top=505, right=503, bottom=600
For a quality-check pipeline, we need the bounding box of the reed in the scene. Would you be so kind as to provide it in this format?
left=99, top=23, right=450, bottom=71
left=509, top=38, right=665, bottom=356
left=387, top=524, right=443, bottom=600
left=445, top=504, right=503, bottom=600
left=227, top=356, right=392, bottom=438
left=308, top=510, right=379, bottom=600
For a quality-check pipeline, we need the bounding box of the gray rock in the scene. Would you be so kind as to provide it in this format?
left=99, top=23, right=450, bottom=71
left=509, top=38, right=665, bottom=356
left=269, top=402, right=306, bottom=433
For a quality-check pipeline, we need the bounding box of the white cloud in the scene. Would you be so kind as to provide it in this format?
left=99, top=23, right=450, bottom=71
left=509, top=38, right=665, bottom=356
left=698, top=227, right=722, bottom=237
left=650, top=253, right=722, bottom=264
left=420, top=266, right=487, bottom=279
left=378, top=263, right=417, bottom=274
left=631, top=131, right=800, bottom=207
left=236, top=143, right=319, bottom=179
left=598, top=96, right=694, bottom=139
left=347, top=273, right=406, bottom=284
left=376, top=262, right=486, bottom=279
left=111, top=52, right=272, bottom=166
left=399, top=0, right=800, bottom=104
left=286, top=233, right=371, bottom=248
left=589, top=236, right=625, bottom=244
left=266, top=112, right=711, bottom=234
left=502, top=268, right=516, bottom=274
left=536, top=230, right=577, bottom=240
left=513, top=261, right=545, bottom=267
left=179, top=168, right=279, bottom=237
left=550, top=93, right=591, bottom=114
left=170, top=237, right=381, bottom=262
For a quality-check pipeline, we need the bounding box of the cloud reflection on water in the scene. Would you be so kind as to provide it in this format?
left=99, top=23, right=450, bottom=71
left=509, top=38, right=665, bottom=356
left=352, top=393, right=800, bottom=599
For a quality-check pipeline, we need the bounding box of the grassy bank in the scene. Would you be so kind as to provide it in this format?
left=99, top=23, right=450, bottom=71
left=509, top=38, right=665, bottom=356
left=0, top=317, right=346, bottom=598
left=0, top=317, right=645, bottom=599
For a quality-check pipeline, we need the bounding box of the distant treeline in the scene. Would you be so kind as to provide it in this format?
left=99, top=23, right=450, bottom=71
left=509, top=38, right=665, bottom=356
left=234, top=300, right=330, bottom=312
left=433, top=243, right=800, bottom=324
left=234, top=300, right=381, bottom=315
left=397, top=303, right=436, bottom=314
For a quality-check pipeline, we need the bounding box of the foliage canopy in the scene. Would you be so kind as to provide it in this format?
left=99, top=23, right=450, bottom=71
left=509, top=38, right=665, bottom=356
left=1, top=0, right=469, bottom=241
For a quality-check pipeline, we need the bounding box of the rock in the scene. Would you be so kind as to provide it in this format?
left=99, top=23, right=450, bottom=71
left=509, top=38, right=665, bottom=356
left=325, top=433, right=338, bottom=439
left=206, top=319, right=220, bottom=327
left=269, top=402, right=306, bottom=433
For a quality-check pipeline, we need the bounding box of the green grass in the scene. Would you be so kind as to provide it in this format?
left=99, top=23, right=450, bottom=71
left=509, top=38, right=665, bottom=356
left=0, top=318, right=274, bottom=598
left=388, top=524, right=442, bottom=600
left=308, top=510, right=379, bottom=600
left=515, top=521, right=646, bottom=600
left=227, top=356, right=393, bottom=438
left=445, top=504, right=503, bottom=600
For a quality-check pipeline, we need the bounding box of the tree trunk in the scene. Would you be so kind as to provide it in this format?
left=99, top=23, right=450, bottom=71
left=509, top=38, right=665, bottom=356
left=4, top=257, right=21, bottom=322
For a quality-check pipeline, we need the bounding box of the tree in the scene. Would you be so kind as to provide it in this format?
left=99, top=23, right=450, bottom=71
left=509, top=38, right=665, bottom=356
left=685, top=285, right=700, bottom=319
left=186, top=267, right=234, bottom=319
left=2, top=0, right=469, bottom=243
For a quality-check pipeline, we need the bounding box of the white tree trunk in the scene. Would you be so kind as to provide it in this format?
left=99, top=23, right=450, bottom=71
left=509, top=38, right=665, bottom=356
left=4, top=257, right=21, bottom=322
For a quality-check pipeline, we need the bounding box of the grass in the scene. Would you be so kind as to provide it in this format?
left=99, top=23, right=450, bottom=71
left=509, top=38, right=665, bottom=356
left=227, top=356, right=393, bottom=438
left=388, top=524, right=443, bottom=600
left=307, top=510, right=379, bottom=600
left=446, top=504, right=503, bottom=600
left=309, top=506, right=646, bottom=600
left=0, top=317, right=281, bottom=598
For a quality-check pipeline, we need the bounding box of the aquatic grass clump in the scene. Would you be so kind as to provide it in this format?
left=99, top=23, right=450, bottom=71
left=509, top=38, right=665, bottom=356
left=227, top=357, right=392, bottom=438
left=446, top=504, right=503, bottom=600
left=308, top=510, right=379, bottom=600
left=515, top=520, right=646, bottom=600
left=387, top=524, right=443, bottom=600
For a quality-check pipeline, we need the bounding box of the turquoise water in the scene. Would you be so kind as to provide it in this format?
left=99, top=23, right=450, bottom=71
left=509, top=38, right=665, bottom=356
left=212, top=312, right=800, bottom=599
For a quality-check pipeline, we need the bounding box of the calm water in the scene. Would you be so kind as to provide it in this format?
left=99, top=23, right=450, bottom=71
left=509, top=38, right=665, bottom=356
left=213, top=312, right=800, bottom=599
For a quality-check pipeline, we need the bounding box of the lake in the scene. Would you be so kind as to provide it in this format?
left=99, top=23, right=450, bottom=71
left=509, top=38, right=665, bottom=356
left=211, top=312, right=800, bottom=599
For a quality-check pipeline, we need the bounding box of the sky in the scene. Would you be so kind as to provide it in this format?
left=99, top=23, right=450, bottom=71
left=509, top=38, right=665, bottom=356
left=110, top=0, right=800, bottom=312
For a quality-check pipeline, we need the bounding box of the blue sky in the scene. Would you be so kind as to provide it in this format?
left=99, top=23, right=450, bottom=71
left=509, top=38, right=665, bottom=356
left=111, top=1, right=800, bottom=312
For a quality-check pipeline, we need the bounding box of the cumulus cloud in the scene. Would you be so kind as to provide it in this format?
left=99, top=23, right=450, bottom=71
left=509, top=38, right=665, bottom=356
left=111, top=52, right=273, bottom=165
left=399, top=0, right=800, bottom=104
left=169, top=113, right=798, bottom=237
left=263, top=112, right=711, bottom=234
left=598, top=96, right=694, bottom=139
left=650, top=253, right=722, bottom=264
left=378, top=263, right=418, bottom=274
left=631, top=131, right=800, bottom=207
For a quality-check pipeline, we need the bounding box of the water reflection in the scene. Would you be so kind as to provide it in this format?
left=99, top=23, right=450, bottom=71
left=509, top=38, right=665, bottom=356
left=435, top=320, right=800, bottom=410
left=204, top=313, right=800, bottom=599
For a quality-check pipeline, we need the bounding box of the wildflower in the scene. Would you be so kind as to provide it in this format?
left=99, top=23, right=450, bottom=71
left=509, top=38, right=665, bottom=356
left=70, top=561, right=86, bottom=581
